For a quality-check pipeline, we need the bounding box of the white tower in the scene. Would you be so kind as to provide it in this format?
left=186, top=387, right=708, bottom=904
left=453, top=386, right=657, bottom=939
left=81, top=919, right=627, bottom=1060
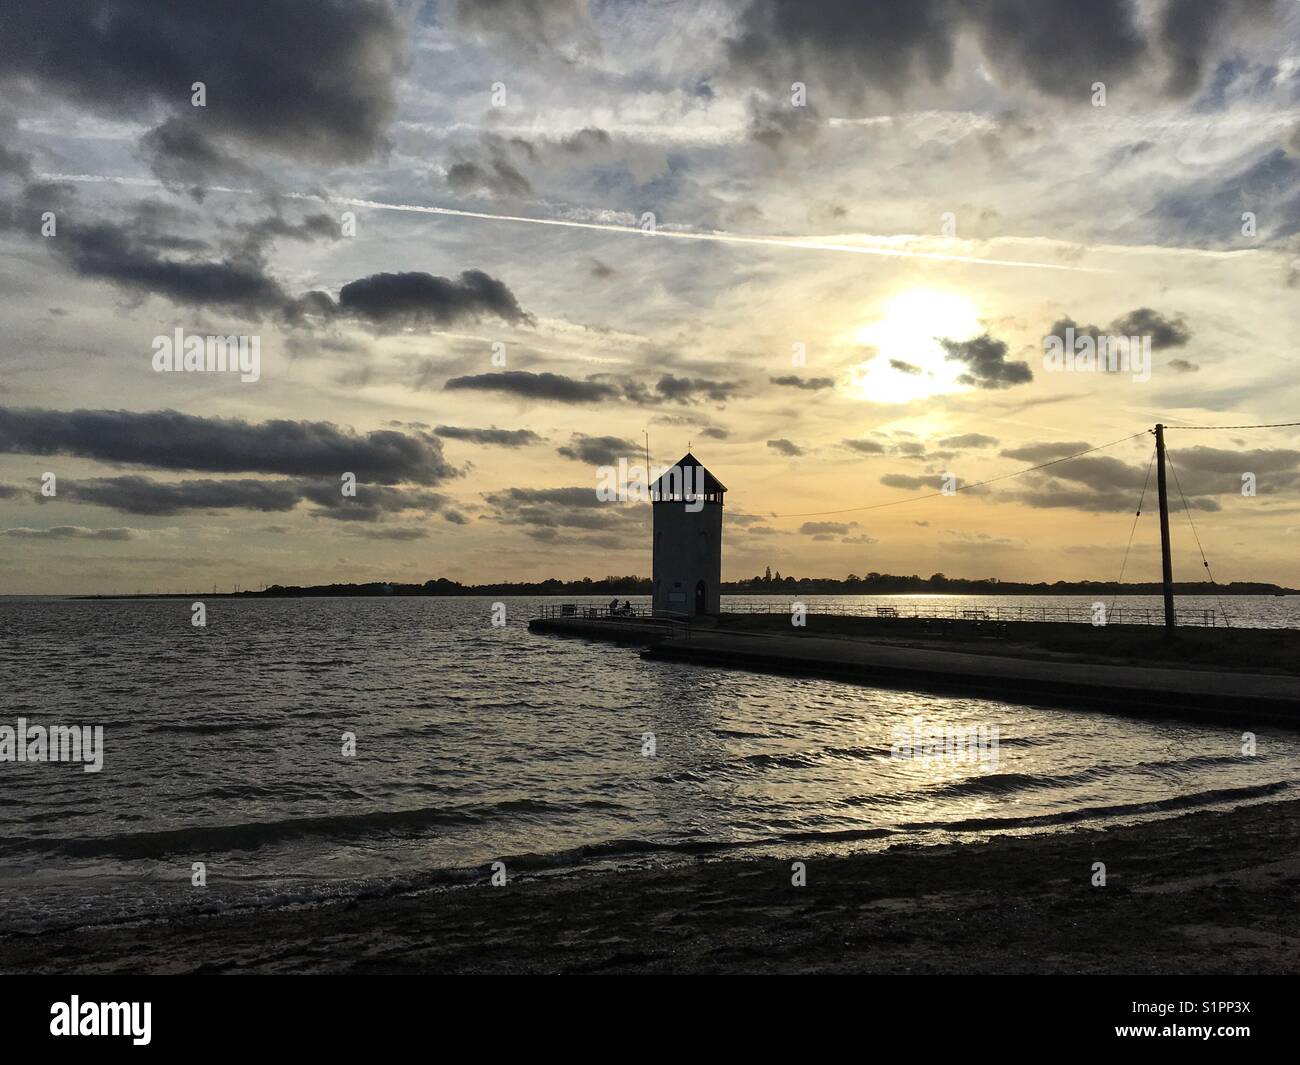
left=651, top=453, right=725, bottom=617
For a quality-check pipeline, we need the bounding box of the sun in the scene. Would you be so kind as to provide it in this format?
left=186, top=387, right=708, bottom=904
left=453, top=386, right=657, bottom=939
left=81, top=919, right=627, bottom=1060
left=846, top=288, right=982, bottom=404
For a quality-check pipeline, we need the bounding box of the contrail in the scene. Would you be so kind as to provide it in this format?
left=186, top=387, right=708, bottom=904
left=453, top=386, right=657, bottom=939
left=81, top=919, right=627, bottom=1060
left=42, top=172, right=1101, bottom=273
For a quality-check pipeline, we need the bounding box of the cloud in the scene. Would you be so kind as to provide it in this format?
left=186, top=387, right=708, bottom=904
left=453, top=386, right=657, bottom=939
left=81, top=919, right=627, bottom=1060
left=557, top=434, right=636, bottom=465
left=138, top=117, right=262, bottom=193
left=767, top=438, right=805, bottom=457
left=770, top=374, right=836, bottom=391
left=843, top=438, right=886, bottom=455
left=352, top=526, right=431, bottom=541
left=1051, top=308, right=1191, bottom=350
left=1157, top=0, right=1275, bottom=97
left=433, top=425, right=541, bottom=447
left=449, top=0, right=598, bottom=56
left=881, top=473, right=947, bottom=490
left=700, top=427, right=730, bottom=440
left=48, top=213, right=293, bottom=318
left=726, top=0, right=957, bottom=100
left=59, top=476, right=306, bottom=516
left=1168, top=358, right=1199, bottom=373
left=482, top=484, right=640, bottom=542
left=655, top=374, right=742, bottom=404
left=55, top=475, right=450, bottom=521
left=1000, top=440, right=1092, bottom=462
left=939, top=333, right=1033, bottom=389
left=443, top=370, right=739, bottom=406
left=1001, top=446, right=1294, bottom=513
left=889, top=359, right=922, bottom=375
left=799, top=521, right=859, bottom=536
left=0, top=0, right=405, bottom=163
left=445, top=371, right=622, bottom=403
left=938, top=433, right=999, bottom=448
left=3, top=525, right=135, bottom=541
left=445, top=154, right=533, bottom=198
left=337, top=270, right=532, bottom=328
left=0, top=407, right=458, bottom=484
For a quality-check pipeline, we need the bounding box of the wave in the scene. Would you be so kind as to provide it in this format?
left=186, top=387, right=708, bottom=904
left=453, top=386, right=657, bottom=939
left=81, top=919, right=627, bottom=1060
left=0, top=797, right=624, bottom=861
left=907, top=780, right=1292, bottom=832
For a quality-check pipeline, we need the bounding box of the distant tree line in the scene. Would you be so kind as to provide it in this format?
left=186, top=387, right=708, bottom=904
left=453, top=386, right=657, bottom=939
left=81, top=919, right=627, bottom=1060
left=246, top=572, right=1295, bottom=598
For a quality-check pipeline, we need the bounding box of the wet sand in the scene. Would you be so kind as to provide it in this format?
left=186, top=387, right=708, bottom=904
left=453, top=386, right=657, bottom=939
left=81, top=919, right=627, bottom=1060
left=3, top=798, right=1299, bottom=974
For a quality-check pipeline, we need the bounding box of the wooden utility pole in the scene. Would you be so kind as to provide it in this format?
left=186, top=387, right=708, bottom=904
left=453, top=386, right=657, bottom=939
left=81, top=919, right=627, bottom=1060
left=1154, top=423, right=1176, bottom=631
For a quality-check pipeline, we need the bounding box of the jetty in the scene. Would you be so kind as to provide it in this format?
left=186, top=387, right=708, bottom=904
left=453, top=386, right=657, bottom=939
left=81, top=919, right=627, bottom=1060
left=529, top=445, right=1300, bottom=726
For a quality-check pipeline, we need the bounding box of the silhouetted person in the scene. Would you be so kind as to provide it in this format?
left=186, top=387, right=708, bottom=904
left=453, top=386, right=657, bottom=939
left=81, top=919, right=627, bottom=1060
left=609, top=597, right=619, bottom=616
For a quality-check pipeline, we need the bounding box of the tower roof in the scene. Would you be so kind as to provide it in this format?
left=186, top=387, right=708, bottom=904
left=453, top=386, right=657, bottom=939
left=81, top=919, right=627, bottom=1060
left=651, top=453, right=727, bottom=494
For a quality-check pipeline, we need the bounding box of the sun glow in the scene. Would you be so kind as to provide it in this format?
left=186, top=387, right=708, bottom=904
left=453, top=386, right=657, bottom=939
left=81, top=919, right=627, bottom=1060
left=847, top=288, right=983, bottom=404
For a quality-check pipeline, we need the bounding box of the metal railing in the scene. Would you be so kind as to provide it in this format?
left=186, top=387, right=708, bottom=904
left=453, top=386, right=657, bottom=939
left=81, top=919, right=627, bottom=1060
left=534, top=600, right=1221, bottom=627
left=715, top=600, right=1220, bottom=626
left=535, top=602, right=656, bottom=621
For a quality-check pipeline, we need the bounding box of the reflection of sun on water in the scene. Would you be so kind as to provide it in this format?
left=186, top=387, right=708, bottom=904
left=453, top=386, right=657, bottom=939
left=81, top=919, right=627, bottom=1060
left=847, top=288, right=982, bottom=404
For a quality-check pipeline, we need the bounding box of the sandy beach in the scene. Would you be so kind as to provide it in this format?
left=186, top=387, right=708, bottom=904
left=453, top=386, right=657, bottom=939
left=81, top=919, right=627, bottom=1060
left=4, top=797, right=1298, bottom=975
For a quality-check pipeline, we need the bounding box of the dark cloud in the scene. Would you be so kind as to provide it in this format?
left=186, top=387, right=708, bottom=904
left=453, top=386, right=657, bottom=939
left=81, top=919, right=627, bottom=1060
left=445, top=371, right=622, bottom=403
left=881, top=473, right=947, bottom=490
left=961, top=0, right=1148, bottom=99
left=725, top=0, right=1265, bottom=104
left=482, top=485, right=640, bottom=542
left=1168, top=358, right=1200, bottom=373
left=557, top=434, right=636, bottom=465
left=3, top=525, right=135, bottom=541
left=1000, top=441, right=1092, bottom=462
left=843, top=438, right=886, bottom=455
left=889, top=359, right=922, bottom=375
left=700, top=427, right=730, bottom=440
left=1109, top=308, right=1191, bottom=348
left=799, top=521, right=859, bottom=536
left=0, top=407, right=458, bottom=484
left=654, top=374, right=741, bottom=404
left=939, top=433, right=999, bottom=448
left=58, top=476, right=449, bottom=521
left=138, top=117, right=261, bottom=194
left=1158, top=0, right=1275, bottom=98
left=49, top=214, right=292, bottom=318
left=727, top=0, right=956, bottom=100
left=0, top=0, right=405, bottom=163
left=560, top=127, right=612, bottom=153
left=589, top=258, right=616, bottom=279
left=1042, top=456, right=1149, bottom=493
left=351, top=526, right=431, bottom=541
left=433, top=425, right=541, bottom=447
left=0, top=110, right=32, bottom=178
left=446, top=155, right=533, bottom=198
left=60, top=476, right=306, bottom=515
left=1053, top=308, right=1191, bottom=350
left=747, top=96, right=824, bottom=150
left=443, top=370, right=739, bottom=407
left=297, top=483, right=448, bottom=523
left=338, top=270, right=532, bottom=328
left=767, top=438, right=804, bottom=457
left=770, top=374, right=835, bottom=391
left=939, top=333, right=1033, bottom=389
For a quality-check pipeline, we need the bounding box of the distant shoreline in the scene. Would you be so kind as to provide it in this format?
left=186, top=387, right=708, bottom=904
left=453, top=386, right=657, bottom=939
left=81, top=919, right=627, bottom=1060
left=52, top=578, right=1299, bottom=601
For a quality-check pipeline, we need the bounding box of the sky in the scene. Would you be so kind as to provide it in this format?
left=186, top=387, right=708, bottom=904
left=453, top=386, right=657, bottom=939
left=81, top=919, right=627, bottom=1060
left=1, top=0, right=1298, bottom=594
